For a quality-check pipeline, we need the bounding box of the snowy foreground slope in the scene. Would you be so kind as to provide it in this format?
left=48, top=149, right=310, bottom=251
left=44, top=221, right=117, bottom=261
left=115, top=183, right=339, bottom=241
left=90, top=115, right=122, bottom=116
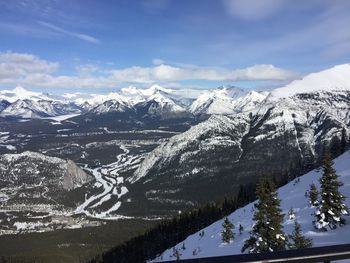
left=153, top=151, right=350, bottom=261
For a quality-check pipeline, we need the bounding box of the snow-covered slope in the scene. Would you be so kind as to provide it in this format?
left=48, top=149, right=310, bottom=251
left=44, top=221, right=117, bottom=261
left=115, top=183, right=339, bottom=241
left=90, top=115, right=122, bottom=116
left=121, top=84, right=206, bottom=104
left=270, top=64, right=350, bottom=98
left=0, top=99, right=82, bottom=118
left=134, top=92, right=190, bottom=119
left=0, top=86, right=64, bottom=103
left=131, top=114, right=249, bottom=183
left=89, top=97, right=134, bottom=114
left=121, top=85, right=174, bottom=98
left=189, top=87, right=247, bottom=115
left=134, top=87, right=350, bottom=182
left=153, top=151, right=350, bottom=261
left=0, top=100, right=10, bottom=112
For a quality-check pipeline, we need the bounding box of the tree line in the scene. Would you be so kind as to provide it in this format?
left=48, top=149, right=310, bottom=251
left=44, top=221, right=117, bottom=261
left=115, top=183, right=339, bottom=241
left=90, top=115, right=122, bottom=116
left=88, top=185, right=256, bottom=263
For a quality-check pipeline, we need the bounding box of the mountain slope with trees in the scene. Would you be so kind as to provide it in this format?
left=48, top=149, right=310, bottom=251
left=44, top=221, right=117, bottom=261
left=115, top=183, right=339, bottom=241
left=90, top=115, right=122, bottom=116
left=153, top=150, right=350, bottom=261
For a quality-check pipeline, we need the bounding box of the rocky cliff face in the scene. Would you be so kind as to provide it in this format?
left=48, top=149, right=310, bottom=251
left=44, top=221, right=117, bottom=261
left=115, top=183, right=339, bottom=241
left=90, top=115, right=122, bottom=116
left=62, top=160, right=92, bottom=191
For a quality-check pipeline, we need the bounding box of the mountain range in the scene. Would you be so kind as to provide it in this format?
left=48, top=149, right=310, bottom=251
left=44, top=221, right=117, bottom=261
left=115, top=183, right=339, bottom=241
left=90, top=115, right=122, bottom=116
left=1, top=63, right=350, bottom=232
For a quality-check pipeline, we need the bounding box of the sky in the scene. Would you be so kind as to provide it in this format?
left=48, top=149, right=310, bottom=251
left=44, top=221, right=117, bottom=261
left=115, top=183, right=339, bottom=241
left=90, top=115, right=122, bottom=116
left=0, top=0, right=350, bottom=94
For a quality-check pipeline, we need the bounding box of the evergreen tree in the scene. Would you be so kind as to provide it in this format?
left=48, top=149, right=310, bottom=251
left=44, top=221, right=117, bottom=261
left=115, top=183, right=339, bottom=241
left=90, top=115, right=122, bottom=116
left=288, top=220, right=312, bottom=249
left=239, top=224, right=244, bottom=235
left=172, top=248, right=181, bottom=261
left=242, top=176, right=287, bottom=253
left=314, top=153, right=349, bottom=230
left=221, top=217, right=234, bottom=243
left=309, top=183, right=319, bottom=207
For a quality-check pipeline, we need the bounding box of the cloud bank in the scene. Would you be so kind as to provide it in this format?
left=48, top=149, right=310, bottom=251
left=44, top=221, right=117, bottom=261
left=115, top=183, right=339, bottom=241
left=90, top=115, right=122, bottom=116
left=0, top=51, right=296, bottom=89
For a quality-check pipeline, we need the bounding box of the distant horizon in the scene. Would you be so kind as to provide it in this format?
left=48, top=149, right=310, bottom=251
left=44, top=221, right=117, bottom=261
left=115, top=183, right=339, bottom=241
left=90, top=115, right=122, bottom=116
left=1, top=62, right=349, bottom=96
left=1, top=1, right=350, bottom=93
left=0, top=80, right=282, bottom=95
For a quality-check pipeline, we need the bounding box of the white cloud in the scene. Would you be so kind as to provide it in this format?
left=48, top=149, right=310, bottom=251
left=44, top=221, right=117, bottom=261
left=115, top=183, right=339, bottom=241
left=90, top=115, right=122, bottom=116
left=0, top=51, right=58, bottom=80
left=110, top=64, right=295, bottom=83
left=229, top=64, right=295, bottom=80
left=0, top=52, right=295, bottom=89
left=75, top=64, right=101, bottom=76
left=223, top=0, right=288, bottom=20
left=37, top=21, right=100, bottom=44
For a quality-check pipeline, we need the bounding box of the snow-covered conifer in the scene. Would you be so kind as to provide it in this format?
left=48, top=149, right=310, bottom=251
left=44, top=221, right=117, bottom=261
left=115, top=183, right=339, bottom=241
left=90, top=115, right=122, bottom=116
left=242, top=176, right=287, bottom=253
left=314, top=153, right=348, bottom=230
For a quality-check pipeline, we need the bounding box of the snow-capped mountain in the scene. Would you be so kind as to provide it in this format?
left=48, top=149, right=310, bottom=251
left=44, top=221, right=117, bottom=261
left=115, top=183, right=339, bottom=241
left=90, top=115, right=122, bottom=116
left=0, top=86, right=64, bottom=103
left=133, top=88, right=350, bottom=182
left=121, top=85, right=174, bottom=98
left=130, top=114, right=250, bottom=183
left=81, top=85, right=268, bottom=120
left=125, top=66, right=350, bottom=214
left=1, top=64, right=350, bottom=121
left=0, top=99, right=82, bottom=118
left=121, top=84, right=206, bottom=104
left=0, top=84, right=266, bottom=119
left=189, top=87, right=247, bottom=116
left=153, top=150, right=350, bottom=261
left=189, top=88, right=269, bottom=116
left=0, top=100, right=10, bottom=112
left=0, top=86, right=86, bottom=119
left=270, top=64, right=350, bottom=99
left=90, top=97, right=134, bottom=114
left=134, top=92, right=191, bottom=120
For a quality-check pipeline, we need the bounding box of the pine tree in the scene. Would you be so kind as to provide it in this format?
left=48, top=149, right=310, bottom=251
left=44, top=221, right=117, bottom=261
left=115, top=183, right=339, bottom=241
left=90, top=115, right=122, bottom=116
left=221, top=217, right=234, bottom=243
left=239, top=224, right=244, bottom=235
left=172, top=248, right=181, bottom=261
left=288, top=220, right=312, bottom=249
left=309, top=183, right=319, bottom=207
left=242, top=176, right=287, bottom=253
left=314, top=153, right=349, bottom=230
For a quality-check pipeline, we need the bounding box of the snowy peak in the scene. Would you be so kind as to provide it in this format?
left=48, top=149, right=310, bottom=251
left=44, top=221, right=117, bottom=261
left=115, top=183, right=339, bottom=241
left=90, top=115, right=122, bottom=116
left=121, top=84, right=173, bottom=98
left=189, top=87, right=267, bottom=116
left=90, top=99, right=134, bottom=114
left=189, top=87, right=244, bottom=115
left=87, top=92, right=132, bottom=106
left=0, top=86, right=63, bottom=103
left=0, top=99, right=10, bottom=112
left=270, top=64, right=350, bottom=98
left=135, top=92, right=190, bottom=119
left=0, top=99, right=51, bottom=118
left=0, top=99, right=82, bottom=118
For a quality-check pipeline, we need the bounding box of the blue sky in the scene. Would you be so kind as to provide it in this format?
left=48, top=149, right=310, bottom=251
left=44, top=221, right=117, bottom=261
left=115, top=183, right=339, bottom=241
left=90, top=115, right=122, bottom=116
left=0, top=0, right=350, bottom=93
